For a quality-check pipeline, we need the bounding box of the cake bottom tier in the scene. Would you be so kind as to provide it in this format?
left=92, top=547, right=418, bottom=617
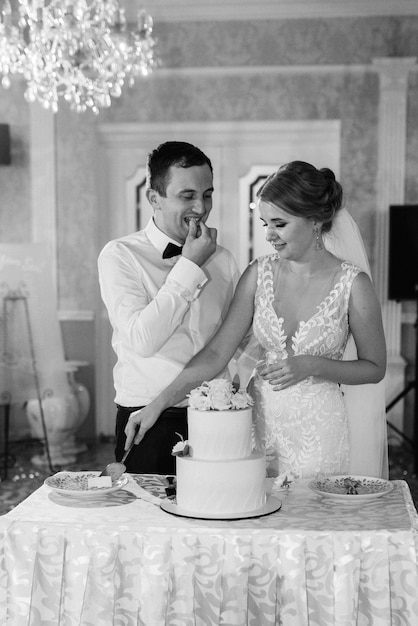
left=176, top=451, right=266, bottom=516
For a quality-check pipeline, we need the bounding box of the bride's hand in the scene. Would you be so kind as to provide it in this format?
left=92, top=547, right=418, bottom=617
left=124, top=404, right=161, bottom=449
left=259, top=355, right=315, bottom=390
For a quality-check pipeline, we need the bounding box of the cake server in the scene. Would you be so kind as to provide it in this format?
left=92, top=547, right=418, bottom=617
left=99, top=443, right=134, bottom=482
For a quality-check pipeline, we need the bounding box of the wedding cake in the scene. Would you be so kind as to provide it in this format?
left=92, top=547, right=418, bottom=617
left=172, top=379, right=266, bottom=516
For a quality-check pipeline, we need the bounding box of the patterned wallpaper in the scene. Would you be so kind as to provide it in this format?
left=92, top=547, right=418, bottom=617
left=56, top=109, right=100, bottom=310
left=0, top=80, right=30, bottom=243
left=406, top=72, right=418, bottom=203
left=150, top=17, right=418, bottom=68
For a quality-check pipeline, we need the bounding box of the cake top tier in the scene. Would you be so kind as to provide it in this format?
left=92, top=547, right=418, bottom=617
left=187, top=378, right=254, bottom=411
left=186, top=406, right=253, bottom=460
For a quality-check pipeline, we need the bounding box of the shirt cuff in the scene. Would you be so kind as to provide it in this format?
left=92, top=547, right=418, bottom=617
left=167, top=257, right=208, bottom=300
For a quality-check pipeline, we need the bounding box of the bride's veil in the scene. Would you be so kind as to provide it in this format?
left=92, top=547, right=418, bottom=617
left=323, top=208, right=389, bottom=478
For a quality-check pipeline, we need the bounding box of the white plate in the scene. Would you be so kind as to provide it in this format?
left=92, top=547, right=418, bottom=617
left=309, top=475, right=393, bottom=501
left=44, top=471, right=129, bottom=497
left=160, top=496, right=282, bottom=520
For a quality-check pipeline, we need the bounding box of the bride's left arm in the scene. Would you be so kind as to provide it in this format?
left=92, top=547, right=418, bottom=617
left=260, top=272, right=387, bottom=390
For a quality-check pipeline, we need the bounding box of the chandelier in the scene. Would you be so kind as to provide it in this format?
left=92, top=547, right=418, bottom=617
left=0, top=0, right=159, bottom=114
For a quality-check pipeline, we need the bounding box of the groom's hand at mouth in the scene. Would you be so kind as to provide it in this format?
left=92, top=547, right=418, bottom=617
left=182, top=219, right=217, bottom=267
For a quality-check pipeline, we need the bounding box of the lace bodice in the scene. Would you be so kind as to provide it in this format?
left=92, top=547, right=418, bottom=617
left=251, top=255, right=362, bottom=478
left=253, top=254, right=361, bottom=362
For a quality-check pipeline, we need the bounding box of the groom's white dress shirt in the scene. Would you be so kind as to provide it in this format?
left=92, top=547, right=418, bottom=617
left=98, top=218, right=239, bottom=407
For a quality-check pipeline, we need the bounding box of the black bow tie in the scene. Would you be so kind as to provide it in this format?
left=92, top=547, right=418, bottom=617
left=162, top=242, right=183, bottom=259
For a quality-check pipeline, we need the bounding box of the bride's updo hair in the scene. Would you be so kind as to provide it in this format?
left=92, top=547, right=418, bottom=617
left=257, top=161, right=343, bottom=233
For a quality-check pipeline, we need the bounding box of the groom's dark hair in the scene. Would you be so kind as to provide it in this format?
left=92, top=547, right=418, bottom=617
left=146, top=141, right=213, bottom=196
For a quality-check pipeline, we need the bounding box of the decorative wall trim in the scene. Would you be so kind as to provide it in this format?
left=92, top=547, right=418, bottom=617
left=58, top=310, right=95, bottom=322
left=98, top=119, right=341, bottom=148
left=126, top=0, right=418, bottom=22
left=127, top=64, right=418, bottom=81
left=153, top=65, right=375, bottom=77
left=96, top=119, right=340, bottom=435
left=125, top=166, right=147, bottom=234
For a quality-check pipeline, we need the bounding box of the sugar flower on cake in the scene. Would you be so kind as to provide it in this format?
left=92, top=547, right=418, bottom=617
left=188, top=378, right=254, bottom=411
left=172, top=432, right=190, bottom=457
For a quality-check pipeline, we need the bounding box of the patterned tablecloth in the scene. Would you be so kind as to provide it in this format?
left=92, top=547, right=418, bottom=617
left=0, top=475, right=417, bottom=625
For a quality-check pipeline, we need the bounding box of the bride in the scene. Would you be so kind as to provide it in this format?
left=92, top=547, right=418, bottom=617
left=125, top=161, right=388, bottom=479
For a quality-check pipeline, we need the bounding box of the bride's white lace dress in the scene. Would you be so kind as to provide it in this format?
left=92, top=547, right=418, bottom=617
left=252, top=254, right=361, bottom=478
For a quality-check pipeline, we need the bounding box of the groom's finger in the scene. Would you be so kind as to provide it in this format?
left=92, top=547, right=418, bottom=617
left=186, top=218, right=198, bottom=239
left=134, top=429, right=144, bottom=445
left=125, top=409, right=142, bottom=449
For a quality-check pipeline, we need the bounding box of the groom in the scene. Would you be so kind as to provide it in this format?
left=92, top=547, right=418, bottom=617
left=98, top=141, right=239, bottom=474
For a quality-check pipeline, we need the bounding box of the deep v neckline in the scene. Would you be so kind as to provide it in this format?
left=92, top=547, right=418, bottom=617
left=264, top=259, right=344, bottom=355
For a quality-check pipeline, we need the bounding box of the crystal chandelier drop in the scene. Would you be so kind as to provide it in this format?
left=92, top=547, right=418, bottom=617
left=0, top=0, right=159, bottom=114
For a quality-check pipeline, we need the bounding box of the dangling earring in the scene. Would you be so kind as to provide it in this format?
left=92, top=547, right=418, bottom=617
left=313, top=224, right=323, bottom=251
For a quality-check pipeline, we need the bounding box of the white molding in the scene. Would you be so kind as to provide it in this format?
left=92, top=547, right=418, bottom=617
left=98, top=119, right=341, bottom=147
left=127, top=0, right=418, bottom=22
left=125, top=165, right=148, bottom=233
left=112, top=63, right=418, bottom=83
left=58, top=310, right=95, bottom=322
left=151, top=65, right=376, bottom=77
left=96, top=119, right=341, bottom=436
left=239, top=165, right=277, bottom=266
left=104, top=63, right=418, bottom=87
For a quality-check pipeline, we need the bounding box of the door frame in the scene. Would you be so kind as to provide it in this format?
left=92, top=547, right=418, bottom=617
left=96, top=120, right=341, bottom=434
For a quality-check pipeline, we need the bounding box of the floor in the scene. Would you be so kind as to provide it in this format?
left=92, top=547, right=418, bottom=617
left=0, top=436, right=417, bottom=516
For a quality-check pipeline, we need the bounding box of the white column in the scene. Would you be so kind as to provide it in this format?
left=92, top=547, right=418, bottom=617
left=29, top=103, right=57, bottom=288
left=373, top=57, right=417, bottom=438
left=28, top=104, right=89, bottom=464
